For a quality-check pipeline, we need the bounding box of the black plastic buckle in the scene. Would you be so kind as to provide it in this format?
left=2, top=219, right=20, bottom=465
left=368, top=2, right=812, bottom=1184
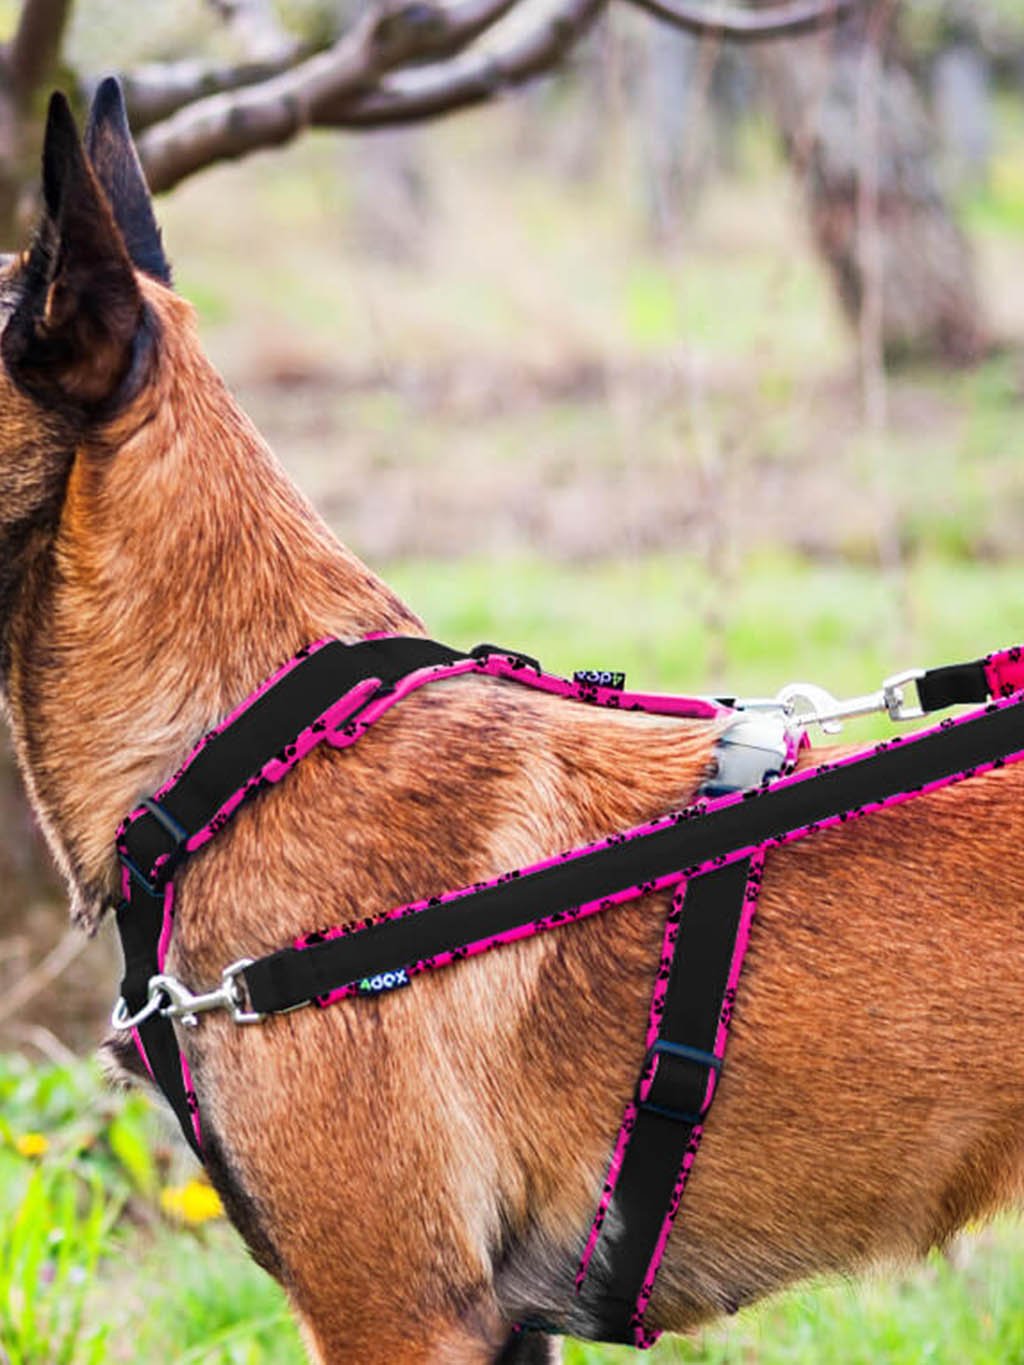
left=638, top=1039, right=722, bottom=1126
left=122, top=799, right=190, bottom=897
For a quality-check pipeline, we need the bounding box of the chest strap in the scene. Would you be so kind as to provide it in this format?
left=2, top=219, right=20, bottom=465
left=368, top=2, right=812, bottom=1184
left=236, top=688, right=1024, bottom=1017
left=567, top=856, right=762, bottom=1345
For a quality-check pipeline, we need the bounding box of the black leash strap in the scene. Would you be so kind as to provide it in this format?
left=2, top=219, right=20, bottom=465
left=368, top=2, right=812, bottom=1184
left=242, top=693, right=1024, bottom=1017
left=916, top=659, right=991, bottom=712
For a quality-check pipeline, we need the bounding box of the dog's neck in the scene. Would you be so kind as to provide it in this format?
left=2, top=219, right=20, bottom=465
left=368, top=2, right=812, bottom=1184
left=7, top=284, right=421, bottom=929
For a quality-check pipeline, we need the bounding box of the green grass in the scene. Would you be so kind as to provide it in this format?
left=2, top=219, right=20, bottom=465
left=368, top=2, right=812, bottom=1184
left=565, top=1222, right=1024, bottom=1363
left=384, top=549, right=1024, bottom=707
left=0, top=1055, right=306, bottom=1365
left=0, top=1166, right=113, bottom=1365
left=4, top=1056, right=1024, bottom=1363
left=116, top=1230, right=305, bottom=1365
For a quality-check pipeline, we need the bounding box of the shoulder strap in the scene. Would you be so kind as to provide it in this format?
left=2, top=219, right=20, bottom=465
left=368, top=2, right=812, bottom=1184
left=114, top=636, right=472, bottom=1160
left=117, top=637, right=470, bottom=894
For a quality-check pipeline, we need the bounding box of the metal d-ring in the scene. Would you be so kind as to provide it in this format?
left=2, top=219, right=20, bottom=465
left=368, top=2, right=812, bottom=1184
left=110, top=989, right=166, bottom=1031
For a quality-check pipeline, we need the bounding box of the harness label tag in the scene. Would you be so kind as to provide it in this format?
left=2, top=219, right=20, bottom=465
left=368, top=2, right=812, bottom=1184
left=356, top=968, right=411, bottom=995
left=574, top=669, right=626, bottom=691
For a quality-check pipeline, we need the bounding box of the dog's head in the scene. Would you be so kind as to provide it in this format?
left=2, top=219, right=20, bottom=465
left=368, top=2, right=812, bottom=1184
left=0, top=80, right=168, bottom=662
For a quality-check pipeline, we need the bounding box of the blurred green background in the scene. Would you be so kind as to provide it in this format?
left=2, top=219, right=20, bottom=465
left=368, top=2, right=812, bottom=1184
left=3, top=1, right=1024, bottom=1360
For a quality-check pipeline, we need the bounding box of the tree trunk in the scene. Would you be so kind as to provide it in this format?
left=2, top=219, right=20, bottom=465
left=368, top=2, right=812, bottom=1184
left=639, top=27, right=700, bottom=244
left=932, top=42, right=992, bottom=190
left=758, top=9, right=988, bottom=367
left=0, top=82, right=33, bottom=246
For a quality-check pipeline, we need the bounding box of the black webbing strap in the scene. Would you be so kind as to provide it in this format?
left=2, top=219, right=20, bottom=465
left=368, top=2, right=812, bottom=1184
left=242, top=692, right=1024, bottom=1016
left=116, top=887, right=203, bottom=1160
left=916, top=660, right=990, bottom=713
left=114, top=635, right=486, bottom=1161
left=583, top=859, right=752, bottom=1342
left=119, top=637, right=472, bottom=891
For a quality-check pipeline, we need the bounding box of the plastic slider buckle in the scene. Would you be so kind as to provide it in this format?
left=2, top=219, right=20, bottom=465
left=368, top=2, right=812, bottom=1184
left=121, top=854, right=162, bottom=898
left=638, top=1039, right=722, bottom=1126
left=123, top=799, right=190, bottom=897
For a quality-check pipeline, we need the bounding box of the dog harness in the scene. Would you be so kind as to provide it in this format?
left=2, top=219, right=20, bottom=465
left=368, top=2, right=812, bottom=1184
left=111, top=636, right=1024, bottom=1348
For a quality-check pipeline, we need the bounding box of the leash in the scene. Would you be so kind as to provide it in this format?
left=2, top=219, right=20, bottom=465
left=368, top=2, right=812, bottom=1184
left=109, top=637, right=1024, bottom=1346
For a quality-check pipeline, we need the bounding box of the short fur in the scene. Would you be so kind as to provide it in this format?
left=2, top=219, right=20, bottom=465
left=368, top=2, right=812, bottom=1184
left=3, top=86, right=1023, bottom=1364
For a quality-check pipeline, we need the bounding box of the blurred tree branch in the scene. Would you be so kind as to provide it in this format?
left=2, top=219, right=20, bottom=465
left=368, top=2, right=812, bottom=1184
left=115, top=55, right=307, bottom=133
left=134, top=0, right=528, bottom=189
left=311, top=0, right=605, bottom=131
left=100, top=0, right=856, bottom=191
left=626, top=0, right=855, bottom=40
left=8, top=0, right=72, bottom=106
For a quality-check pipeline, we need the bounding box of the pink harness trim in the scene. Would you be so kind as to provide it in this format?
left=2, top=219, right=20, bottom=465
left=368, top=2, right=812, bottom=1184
left=114, top=634, right=1024, bottom=1348
left=119, top=862, right=202, bottom=1149
left=116, top=644, right=725, bottom=889
left=278, top=658, right=1024, bottom=1346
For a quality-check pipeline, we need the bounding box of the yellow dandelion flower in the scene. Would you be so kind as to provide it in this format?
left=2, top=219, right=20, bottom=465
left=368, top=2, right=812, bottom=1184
left=160, top=1179, right=224, bottom=1224
left=14, top=1132, right=49, bottom=1158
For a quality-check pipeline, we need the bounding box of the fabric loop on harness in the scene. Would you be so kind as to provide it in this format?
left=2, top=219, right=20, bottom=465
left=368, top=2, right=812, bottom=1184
left=916, top=648, right=1024, bottom=712
left=916, top=660, right=990, bottom=713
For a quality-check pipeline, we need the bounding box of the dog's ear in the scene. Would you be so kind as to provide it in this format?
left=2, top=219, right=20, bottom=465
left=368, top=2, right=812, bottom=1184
left=3, top=92, right=144, bottom=408
left=86, top=76, right=171, bottom=286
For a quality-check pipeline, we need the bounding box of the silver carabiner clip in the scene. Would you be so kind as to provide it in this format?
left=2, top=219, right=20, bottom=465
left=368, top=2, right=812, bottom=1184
left=109, top=958, right=264, bottom=1031
left=220, top=958, right=265, bottom=1024
left=773, top=666, right=929, bottom=735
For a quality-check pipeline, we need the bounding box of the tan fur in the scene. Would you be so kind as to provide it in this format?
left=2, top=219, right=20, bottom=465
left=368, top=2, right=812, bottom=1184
left=4, top=98, right=1024, bottom=1364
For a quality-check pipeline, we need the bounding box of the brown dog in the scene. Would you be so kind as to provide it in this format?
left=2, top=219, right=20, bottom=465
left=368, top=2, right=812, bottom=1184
left=3, top=84, right=1024, bottom=1364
